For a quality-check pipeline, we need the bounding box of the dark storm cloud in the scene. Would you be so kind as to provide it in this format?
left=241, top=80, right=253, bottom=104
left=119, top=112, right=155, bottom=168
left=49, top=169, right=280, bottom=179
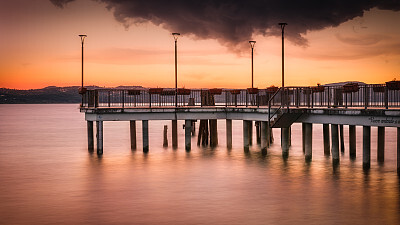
left=51, top=0, right=400, bottom=48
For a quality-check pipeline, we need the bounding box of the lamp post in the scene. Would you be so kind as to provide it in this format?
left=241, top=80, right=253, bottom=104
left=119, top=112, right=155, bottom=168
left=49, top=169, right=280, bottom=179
left=172, top=33, right=180, bottom=107
left=249, top=41, right=256, bottom=89
left=79, top=34, right=87, bottom=92
left=278, top=23, right=287, bottom=106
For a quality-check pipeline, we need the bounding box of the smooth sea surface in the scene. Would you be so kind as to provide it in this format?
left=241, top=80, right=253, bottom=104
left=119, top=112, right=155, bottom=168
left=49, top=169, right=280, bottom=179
left=0, top=104, right=399, bottom=225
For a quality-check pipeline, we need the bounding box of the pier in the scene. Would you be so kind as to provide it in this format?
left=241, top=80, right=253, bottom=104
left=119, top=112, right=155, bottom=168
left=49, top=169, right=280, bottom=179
left=80, top=83, right=400, bottom=173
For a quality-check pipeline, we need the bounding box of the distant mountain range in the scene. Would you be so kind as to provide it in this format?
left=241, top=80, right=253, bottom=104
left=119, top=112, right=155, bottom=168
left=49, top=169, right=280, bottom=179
left=0, top=86, right=82, bottom=104
left=0, top=86, right=134, bottom=104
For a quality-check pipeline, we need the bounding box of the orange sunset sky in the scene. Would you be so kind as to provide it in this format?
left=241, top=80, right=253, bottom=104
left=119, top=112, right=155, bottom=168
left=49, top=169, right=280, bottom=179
left=1, top=0, right=399, bottom=89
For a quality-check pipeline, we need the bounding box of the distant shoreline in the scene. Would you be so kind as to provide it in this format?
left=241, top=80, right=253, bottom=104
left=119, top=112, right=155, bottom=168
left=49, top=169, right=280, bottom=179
left=0, top=86, right=81, bottom=104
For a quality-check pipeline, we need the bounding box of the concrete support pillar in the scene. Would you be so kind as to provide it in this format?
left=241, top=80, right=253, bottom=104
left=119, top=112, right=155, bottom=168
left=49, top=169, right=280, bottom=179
left=130, top=120, right=137, bottom=150
left=96, top=121, right=103, bottom=155
left=172, top=120, right=178, bottom=148
left=261, top=121, right=268, bottom=154
left=142, top=120, right=149, bottom=153
left=331, top=124, right=339, bottom=165
left=249, top=121, right=253, bottom=146
left=281, top=127, right=290, bottom=159
left=87, top=121, right=94, bottom=151
left=349, top=125, right=356, bottom=159
left=163, top=125, right=168, bottom=147
left=323, top=124, right=330, bottom=156
left=302, top=123, right=306, bottom=153
left=256, top=122, right=261, bottom=145
left=243, top=120, right=250, bottom=151
left=363, top=126, right=371, bottom=170
left=377, top=127, right=385, bottom=163
left=397, top=127, right=400, bottom=174
left=304, top=123, right=312, bottom=162
left=185, top=120, right=191, bottom=151
left=339, top=125, right=345, bottom=153
left=226, top=119, right=232, bottom=149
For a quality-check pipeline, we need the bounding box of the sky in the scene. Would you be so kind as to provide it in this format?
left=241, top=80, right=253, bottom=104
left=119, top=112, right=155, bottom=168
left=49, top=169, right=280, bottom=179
left=1, top=0, right=400, bottom=89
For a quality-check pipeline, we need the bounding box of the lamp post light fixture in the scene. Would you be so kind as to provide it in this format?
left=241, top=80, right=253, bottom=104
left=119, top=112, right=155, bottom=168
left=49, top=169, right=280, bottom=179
left=172, top=32, right=180, bottom=107
left=79, top=34, right=87, bottom=94
left=249, top=40, right=256, bottom=89
left=278, top=23, right=287, bottom=106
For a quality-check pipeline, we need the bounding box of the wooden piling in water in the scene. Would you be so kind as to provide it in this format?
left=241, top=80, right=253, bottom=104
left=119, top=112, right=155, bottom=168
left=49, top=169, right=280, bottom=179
left=249, top=121, right=253, bottom=146
left=281, top=127, right=290, bottom=158
left=269, top=127, right=274, bottom=144
left=209, top=119, right=218, bottom=147
left=267, top=125, right=271, bottom=148
left=339, top=125, right=345, bottom=153
left=377, top=126, right=385, bottom=163
left=172, top=120, right=178, bottom=148
left=323, top=124, right=330, bottom=156
left=142, top=120, right=149, bottom=153
left=96, top=120, right=103, bottom=155
left=331, top=124, right=339, bottom=165
left=226, top=119, right=232, bottom=149
left=304, top=123, right=313, bottom=162
left=397, top=127, right=400, bottom=174
left=197, top=120, right=209, bottom=146
left=302, top=123, right=306, bottom=153
left=163, top=125, right=168, bottom=147
left=191, top=121, right=196, bottom=136
left=130, top=120, right=137, bottom=150
left=363, top=126, right=371, bottom=170
left=349, top=125, right=356, bottom=159
left=185, top=120, right=191, bottom=151
left=260, top=121, right=268, bottom=155
left=243, top=120, right=250, bottom=152
left=256, top=121, right=261, bottom=145
left=87, top=121, right=94, bottom=151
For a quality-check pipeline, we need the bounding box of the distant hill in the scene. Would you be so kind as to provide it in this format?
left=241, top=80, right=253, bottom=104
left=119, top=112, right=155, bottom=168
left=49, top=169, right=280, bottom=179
left=0, top=86, right=145, bottom=104
left=0, top=86, right=83, bottom=104
left=323, top=81, right=366, bottom=87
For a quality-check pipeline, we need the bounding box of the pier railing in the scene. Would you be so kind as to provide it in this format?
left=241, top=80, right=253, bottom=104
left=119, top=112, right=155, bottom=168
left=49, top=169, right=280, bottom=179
left=80, top=84, right=400, bottom=109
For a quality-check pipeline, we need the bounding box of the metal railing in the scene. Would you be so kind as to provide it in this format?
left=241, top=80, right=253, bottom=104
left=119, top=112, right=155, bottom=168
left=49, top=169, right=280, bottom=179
left=80, top=84, right=400, bottom=109
left=268, top=87, right=282, bottom=126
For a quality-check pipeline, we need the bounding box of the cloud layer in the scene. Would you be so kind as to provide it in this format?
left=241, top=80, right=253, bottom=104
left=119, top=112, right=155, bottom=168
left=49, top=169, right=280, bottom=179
left=51, top=0, right=400, bottom=50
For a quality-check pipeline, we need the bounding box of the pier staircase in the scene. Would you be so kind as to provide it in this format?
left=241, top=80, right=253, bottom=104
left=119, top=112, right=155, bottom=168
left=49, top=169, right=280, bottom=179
left=269, top=109, right=303, bottom=128
left=268, top=88, right=303, bottom=128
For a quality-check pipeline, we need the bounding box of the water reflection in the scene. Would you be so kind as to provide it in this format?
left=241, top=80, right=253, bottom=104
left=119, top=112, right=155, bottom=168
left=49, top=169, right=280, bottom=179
left=71, top=127, right=399, bottom=225
left=332, top=161, right=340, bottom=175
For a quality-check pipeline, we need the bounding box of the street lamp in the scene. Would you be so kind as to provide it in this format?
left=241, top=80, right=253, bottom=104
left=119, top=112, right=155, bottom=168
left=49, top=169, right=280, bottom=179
left=249, top=40, right=256, bottom=88
left=172, top=33, right=180, bottom=107
left=278, top=23, right=287, bottom=106
left=79, top=34, right=87, bottom=93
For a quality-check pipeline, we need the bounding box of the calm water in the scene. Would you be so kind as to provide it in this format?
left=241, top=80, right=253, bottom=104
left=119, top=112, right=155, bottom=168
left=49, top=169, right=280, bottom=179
left=0, top=104, right=399, bottom=225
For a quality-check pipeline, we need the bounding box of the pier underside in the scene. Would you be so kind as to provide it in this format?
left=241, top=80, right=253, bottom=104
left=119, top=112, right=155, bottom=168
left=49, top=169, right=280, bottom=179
left=82, top=107, right=400, bottom=128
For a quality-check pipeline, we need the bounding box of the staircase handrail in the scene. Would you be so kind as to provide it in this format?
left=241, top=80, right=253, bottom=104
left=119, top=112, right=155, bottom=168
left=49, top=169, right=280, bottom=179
left=268, top=87, right=282, bottom=127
